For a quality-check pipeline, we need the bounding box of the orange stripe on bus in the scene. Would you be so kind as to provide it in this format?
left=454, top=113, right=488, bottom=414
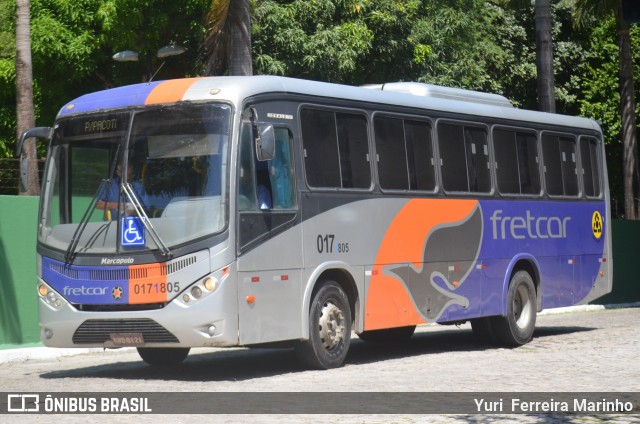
left=364, top=198, right=477, bottom=330
left=128, top=263, right=168, bottom=304
left=145, top=78, right=202, bottom=105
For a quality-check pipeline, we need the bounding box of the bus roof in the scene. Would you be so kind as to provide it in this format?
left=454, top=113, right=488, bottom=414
left=57, top=75, right=600, bottom=132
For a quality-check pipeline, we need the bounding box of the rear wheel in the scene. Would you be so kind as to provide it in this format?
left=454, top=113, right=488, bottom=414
left=491, top=270, right=537, bottom=346
left=295, top=280, right=352, bottom=369
left=137, top=347, right=190, bottom=366
left=358, top=326, right=416, bottom=343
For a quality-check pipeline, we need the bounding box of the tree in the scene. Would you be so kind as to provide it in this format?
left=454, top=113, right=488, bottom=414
left=15, top=0, right=39, bottom=195
left=535, top=0, right=556, bottom=112
left=204, top=0, right=253, bottom=75
left=99, top=0, right=208, bottom=84
left=574, top=0, right=639, bottom=219
left=252, top=0, right=520, bottom=90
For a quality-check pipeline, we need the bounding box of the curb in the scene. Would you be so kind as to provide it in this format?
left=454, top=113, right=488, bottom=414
left=538, top=301, right=640, bottom=316
left=2, top=303, right=638, bottom=364
left=0, top=347, right=132, bottom=364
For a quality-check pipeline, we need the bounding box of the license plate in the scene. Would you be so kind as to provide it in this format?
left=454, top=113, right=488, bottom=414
left=110, top=333, right=145, bottom=346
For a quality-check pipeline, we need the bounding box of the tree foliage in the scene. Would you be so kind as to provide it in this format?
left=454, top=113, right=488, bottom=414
left=0, top=0, right=639, bottom=210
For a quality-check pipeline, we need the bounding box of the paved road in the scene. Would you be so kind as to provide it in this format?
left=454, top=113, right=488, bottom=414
left=2, top=307, right=639, bottom=423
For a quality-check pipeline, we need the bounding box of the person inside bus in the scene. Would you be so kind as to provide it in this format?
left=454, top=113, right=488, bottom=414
left=96, top=162, right=148, bottom=220
left=255, top=165, right=273, bottom=210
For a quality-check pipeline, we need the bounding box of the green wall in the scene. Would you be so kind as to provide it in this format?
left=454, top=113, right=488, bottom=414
left=599, top=219, right=640, bottom=304
left=0, top=195, right=40, bottom=348
left=0, top=195, right=638, bottom=349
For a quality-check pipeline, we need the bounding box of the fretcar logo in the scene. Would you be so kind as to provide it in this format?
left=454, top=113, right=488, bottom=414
left=63, top=286, right=108, bottom=296
left=112, top=286, right=124, bottom=301
left=101, top=257, right=134, bottom=265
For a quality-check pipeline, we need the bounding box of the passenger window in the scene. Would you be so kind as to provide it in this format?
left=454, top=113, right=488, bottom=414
left=560, top=136, right=579, bottom=196
left=301, top=109, right=341, bottom=188
left=238, top=124, right=295, bottom=211
left=375, top=117, right=409, bottom=190
left=542, top=134, right=578, bottom=197
left=438, top=124, right=468, bottom=192
left=302, top=108, right=371, bottom=189
left=336, top=113, right=371, bottom=189
left=494, top=129, right=540, bottom=195
left=374, top=116, right=435, bottom=191
left=238, top=121, right=297, bottom=252
left=269, top=128, right=296, bottom=209
left=405, top=120, right=435, bottom=191
left=438, top=122, right=490, bottom=193
left=580, top=137, right=601, bottom=198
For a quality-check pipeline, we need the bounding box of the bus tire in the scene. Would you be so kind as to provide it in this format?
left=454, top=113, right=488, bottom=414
left=358, top=326, right=416, bottom=343
left=137, top=347, right=190, bottom=366
left=470, top=317, right=496, bottom=344
left=295, top=280, right=352, bottom=369
left=491, top=270, right=537, bottom=346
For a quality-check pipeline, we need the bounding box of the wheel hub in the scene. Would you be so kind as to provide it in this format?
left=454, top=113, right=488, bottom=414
left=318, top=301, right=345, bottom=350
left=513, top=284, right=532, bottom=329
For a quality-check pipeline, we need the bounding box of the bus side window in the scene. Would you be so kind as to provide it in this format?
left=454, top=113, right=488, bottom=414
left=438, top=123, right=468, bottom=192
left=268, top=128, right=296, bottom=209
left=301, top=108, right=370, bottom=190
left=238, top=123, right=258, bottom=211
left=542, top=133, right=578, bottom=197
left=374, top=117, right=435, bottom=192
left=580, top=137, right=601, bottom=198
left=239, top=124, right=296, bottom=211
left=560, top=136, right=579, bottom=196
left=438, top=122, right=489, bottom=193
left=302, top=109, right=341, bottom=188
left=494, top=128, right=540, bottom=195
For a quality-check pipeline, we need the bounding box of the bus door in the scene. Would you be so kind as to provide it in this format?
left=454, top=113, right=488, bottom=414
left=236, top=121, right=303, bottom=344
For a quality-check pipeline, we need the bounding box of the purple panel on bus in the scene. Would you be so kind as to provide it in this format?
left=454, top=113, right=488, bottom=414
left=57, top=82, right=162, bottom=116
left=42, top=257, right=130, bottom=305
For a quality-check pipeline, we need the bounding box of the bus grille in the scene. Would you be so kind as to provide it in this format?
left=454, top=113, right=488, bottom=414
left=47, top=254, right=198, bottom=281
left=72, top=319, right=179, bottom=344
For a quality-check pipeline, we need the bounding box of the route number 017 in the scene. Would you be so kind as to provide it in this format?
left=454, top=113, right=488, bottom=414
left=317, top=234, right=334, bottom=253
left=316, top=234, right=349, bottom=254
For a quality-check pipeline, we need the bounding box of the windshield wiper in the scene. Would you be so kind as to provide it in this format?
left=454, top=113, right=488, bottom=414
left=122, top=183, right=172, bottom=258
left=64, top=179, right=109, bottom=263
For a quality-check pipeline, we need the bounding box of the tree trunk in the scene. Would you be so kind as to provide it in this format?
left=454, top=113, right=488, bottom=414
left=228, top=0, right=252, bottom=76
left=616, top=1, right=639, bottom=219
left=535, top=0, right=556, bottom=113
left=15, top=0, right=39, bottom=195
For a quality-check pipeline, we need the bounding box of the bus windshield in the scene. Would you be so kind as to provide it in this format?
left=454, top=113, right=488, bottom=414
left=39, top=103, right=231, bottom=255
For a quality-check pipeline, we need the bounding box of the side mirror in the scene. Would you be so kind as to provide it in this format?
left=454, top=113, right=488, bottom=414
left=16, top=126, right=52, bottom=192
left=16, top=126, right=52, bottom=157
left=256, top=123, right=275, bottom=161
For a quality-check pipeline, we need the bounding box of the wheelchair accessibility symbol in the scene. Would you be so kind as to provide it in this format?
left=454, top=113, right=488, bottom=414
left=121, top=217, right=145, bottom=246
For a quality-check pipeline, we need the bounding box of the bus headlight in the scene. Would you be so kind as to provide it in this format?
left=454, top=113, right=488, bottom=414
left=178, top=267, right=229, bottom=306
left=38, top=282, right=63, bottom=310
left=203, top=276, right=218, bottom=292
left=191, top=286, right=203, bottom=299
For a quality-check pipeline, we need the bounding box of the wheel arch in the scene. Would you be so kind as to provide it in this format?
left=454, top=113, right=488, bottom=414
left=501, top=255, right=542, bottom=316
left=301, top=262, right=361, bottom=339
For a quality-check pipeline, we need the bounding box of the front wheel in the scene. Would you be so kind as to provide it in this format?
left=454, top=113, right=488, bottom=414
left=295, top=280, right=352, bottom=369
left=137, top=347, right=190, bottom=367
left=491, top=270, right=537, bottom=346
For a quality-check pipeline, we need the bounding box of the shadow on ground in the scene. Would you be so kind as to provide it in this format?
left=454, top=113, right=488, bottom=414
left=38, top=324, right=595, bottom=383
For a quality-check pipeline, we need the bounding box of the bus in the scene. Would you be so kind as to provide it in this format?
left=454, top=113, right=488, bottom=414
left=18, top=76, right=612, bottom=369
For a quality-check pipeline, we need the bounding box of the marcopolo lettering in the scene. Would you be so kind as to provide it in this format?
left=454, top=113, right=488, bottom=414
left=101, top=257, right=134, bottom=265
left=490, top=209, right=571, bottom=240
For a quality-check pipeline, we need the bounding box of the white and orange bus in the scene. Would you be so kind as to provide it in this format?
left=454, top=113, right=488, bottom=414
left=19, top=76, right=612, bottom=368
